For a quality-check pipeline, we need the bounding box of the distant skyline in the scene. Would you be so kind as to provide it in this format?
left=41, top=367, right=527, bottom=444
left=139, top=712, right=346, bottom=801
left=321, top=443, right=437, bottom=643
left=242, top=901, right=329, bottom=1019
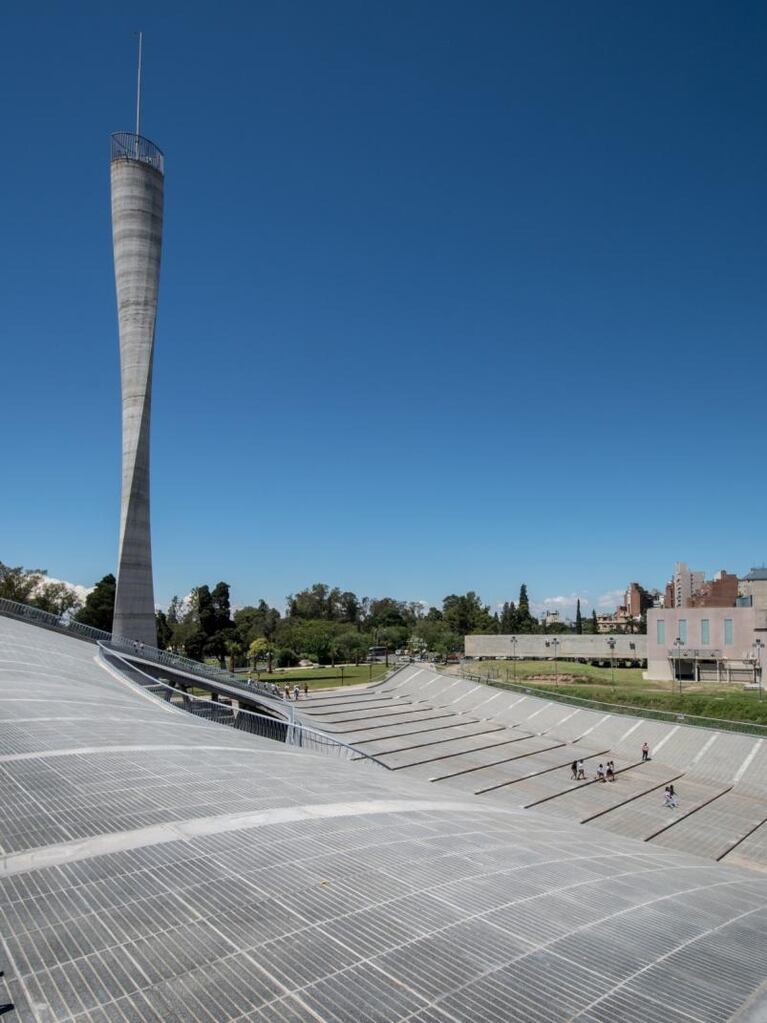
left=2, top=5, right=766, bottom=616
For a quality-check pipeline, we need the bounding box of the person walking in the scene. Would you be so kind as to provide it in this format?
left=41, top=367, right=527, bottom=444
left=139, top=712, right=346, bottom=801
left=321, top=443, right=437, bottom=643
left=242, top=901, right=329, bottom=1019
left=293, top=684, right=300, bottom=701
left=570, top=760, right=578, bottom=780
left=576, top=760, right=586, bottom=780
left=596, top=763, right=606, bottom=782
left=606, top=761, right=615, bottom=782
left=641, top=742, right=650, bottom=762
left=283, top=684, right=290, bottom=701
left=303, top=682, right=309, bottom=697
left=663, top=785, right=678, bottom=808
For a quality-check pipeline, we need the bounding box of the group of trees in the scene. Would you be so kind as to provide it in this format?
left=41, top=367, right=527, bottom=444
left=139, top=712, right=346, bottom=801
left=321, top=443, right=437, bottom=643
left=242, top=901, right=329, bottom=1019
left=0, top=562, right=83, bottom=616
left=158, top=581, right=593, bottom=668
left=0, top=562, right=118, bottom=633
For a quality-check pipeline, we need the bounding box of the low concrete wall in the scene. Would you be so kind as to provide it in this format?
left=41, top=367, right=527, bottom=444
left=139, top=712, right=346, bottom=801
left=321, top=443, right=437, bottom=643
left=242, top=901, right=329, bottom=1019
left=465, top=633, right=647, bottom=661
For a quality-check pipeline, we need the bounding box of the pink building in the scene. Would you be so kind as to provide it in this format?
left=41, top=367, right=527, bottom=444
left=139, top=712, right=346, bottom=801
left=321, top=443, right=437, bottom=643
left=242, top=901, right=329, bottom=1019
left=646, top=606, right=767, bottom=683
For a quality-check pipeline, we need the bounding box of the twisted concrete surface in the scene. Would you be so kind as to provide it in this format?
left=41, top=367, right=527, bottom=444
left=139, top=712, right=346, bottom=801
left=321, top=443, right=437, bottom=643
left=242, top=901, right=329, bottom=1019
left=110, top=135, right=163, bottom=646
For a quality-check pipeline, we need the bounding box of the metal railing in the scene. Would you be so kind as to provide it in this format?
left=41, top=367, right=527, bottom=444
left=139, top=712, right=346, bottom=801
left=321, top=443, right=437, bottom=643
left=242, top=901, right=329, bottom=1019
left=110, top=132, right=164, bottom=174
left=99, top=645, right=384, bottom=766
left=0, top=598, right=282, bottom=703
left=446, top=667, right=767, bottom=739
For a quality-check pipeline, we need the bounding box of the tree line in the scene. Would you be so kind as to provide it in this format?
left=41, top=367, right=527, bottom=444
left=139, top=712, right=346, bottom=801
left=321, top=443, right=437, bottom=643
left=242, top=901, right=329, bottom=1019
left=0, top=562, right=634, bottom=669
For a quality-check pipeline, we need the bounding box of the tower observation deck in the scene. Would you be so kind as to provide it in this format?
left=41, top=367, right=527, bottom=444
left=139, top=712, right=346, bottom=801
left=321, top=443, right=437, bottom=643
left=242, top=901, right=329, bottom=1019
left=110, top=131, right=165, bottom=645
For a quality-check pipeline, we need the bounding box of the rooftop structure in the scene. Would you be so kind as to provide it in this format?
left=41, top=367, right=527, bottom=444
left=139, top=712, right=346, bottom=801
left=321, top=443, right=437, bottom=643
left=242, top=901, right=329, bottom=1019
left=739, top=566, right=767, bottom=612
left=690, top=569, right=738, bottom=608
left=4, top=613, right=767, bottom=1020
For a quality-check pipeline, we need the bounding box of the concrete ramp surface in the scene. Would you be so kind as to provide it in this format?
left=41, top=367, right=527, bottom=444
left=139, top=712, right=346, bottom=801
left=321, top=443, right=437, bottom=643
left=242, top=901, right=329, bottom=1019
left=2, top=618, right=767, bottom=1022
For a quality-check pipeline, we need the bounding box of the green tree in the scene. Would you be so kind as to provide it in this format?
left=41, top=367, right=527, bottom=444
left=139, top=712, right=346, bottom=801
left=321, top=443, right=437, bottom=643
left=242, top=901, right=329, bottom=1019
left=192, top=585, right=216, bottom=637
left=155, top=610, right=172, bottom=649
left=591, top=609, right=599, bottom=634
left=443, top=592, right=494, bottom=635
left=0, top=562, right=45, bottom=604
left=335, top=630, right=368, bottom=665
left=575, top=599, right=583, bottom=635
left=515, top=584, right=537, bottom=633
left=248, top=636, right=272, bottom=672
left=338, top=591, right=360, bottom=624
left=412, top=618, right=461, bottom=657
left=288, top=583, right=331, bottom=619
left=234, top=601, right=280, bottom=647
left=225, top=635, right=246, bottom=673
left=34, top=580, right=82, bottom=616
left=500, top=601, right=517, bottom=633
left=204, top=631, right=228, bottom=669
left=211, top=581, right=233, bottom=633
left=76, top=574, right=116, bottom=633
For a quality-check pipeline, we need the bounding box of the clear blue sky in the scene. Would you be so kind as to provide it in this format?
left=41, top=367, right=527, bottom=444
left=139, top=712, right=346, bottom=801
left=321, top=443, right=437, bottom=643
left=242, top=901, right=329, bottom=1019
left=2, top=3, right=766, bottom=616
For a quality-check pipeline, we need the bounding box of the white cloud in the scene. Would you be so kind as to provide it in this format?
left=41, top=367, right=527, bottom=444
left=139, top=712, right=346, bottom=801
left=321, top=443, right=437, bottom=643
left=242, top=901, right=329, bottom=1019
left=543, top=593, right=591, bottom=608
left=33, top=575, right=92, bottom=604
left=598, top=589, right=625, bottom=608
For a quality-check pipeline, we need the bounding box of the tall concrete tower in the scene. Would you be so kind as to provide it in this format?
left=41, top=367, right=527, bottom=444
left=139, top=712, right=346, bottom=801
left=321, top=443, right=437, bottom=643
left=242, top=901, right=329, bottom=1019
left=110, top=129, right=164, bottom=646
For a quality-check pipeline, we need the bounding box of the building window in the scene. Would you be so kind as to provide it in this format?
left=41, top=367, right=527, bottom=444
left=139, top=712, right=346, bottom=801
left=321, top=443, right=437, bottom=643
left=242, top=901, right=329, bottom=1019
left=656, top=620, right=665, bottom=645
left=701, top=619, right=710, bottom=645
left=724, top=618, right=733, bottom=646
left=678, top=619, right=687, bottom=644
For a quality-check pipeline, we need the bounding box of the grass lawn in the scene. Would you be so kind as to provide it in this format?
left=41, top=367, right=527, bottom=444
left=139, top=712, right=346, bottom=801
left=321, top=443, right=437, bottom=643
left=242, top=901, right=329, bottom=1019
left=238, top=663, right=391, bottom=691
left=459, top=659, right=767, bottom=727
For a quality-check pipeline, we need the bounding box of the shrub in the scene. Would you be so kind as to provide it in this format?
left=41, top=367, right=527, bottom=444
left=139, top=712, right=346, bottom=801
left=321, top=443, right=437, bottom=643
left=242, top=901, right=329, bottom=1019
left=274, top=647, right=299, bottom=668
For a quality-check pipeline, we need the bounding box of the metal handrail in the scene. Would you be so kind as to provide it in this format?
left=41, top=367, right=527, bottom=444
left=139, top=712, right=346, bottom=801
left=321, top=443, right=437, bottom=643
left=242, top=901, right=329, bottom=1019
left=110, top=132, right=164, bottom=173
left=0, top=598, right=283, bottom=702
left=439, top=667, right=767, bottom=738
left=99, top=644, right=385, bottom=766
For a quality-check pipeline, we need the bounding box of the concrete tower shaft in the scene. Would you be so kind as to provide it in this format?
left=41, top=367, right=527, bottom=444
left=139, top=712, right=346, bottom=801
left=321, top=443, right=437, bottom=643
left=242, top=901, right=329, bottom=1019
left=110, top=132, right=164, bottom=645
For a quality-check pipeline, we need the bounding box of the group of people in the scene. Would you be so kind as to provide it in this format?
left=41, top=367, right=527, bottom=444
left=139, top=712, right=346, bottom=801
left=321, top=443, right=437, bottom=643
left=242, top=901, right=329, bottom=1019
left=283, top=683, right=309, bottom=701
left=570, top=759, right=616, bottom=782
left=243, top=679, right=310, bottom=701
left=245, top=678, right=281, bottom=697
left=569, top=743, right=655, bottom=783
left=568, top=741, right=679, bottom=807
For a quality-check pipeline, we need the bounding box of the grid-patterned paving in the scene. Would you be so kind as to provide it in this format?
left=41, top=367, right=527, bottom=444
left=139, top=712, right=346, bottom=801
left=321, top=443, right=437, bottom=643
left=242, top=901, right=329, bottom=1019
left=5, top=618, right=767, bottom=1022
left=321, top=665, right=767, bottom=871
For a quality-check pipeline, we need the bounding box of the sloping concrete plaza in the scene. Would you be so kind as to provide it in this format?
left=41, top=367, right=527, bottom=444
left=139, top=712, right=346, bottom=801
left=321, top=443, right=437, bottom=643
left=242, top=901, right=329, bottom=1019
left=2, top=615, right=767, bottom=1021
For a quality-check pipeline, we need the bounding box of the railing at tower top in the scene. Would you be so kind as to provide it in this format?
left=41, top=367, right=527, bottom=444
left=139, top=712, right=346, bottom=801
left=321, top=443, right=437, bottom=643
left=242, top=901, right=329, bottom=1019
left=111, top=132, right=164, bottom=174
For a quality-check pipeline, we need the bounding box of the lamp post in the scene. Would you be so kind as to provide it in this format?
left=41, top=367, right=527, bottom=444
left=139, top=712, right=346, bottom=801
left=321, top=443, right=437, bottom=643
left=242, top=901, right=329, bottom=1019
left=753, top=638, right=764, bottom=699
left=510, top=636, right=518, bottom=681
left=607, top=636, right=616, bottom=685
left=552, top=637, right=560, bottom=686
left=674, top=637, right=684, bottom=696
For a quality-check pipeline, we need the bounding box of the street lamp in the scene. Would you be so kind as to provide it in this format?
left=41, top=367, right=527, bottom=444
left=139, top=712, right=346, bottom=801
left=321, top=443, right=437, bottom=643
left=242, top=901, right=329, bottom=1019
left=673, top=637, right=684, bottom=696
left=510, top=636, right=518, bottom=682
left=609, top=634, right=617, bottom=683
left=552, top=637, right=560, bottom=686
left=753, top=639, right=764, bottom=699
